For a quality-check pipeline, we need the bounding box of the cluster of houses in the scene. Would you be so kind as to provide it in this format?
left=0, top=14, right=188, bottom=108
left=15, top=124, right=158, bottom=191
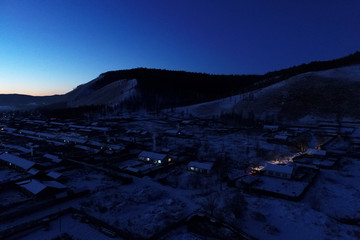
left=1, top=116, right=217, bottom=183
left=237, top=121, right=359, bottom=200
left=0, top=152, right=67, bottom=198
left=1, top=115, right=358, bottom=205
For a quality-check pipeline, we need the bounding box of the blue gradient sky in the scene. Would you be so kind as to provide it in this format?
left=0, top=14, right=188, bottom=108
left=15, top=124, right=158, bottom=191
left=1, top=0, right=359, bottom=96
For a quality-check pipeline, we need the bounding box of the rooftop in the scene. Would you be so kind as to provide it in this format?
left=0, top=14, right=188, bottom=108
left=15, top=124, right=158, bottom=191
left=139, top=151, right=167, bottom=160
left=187, top=161, right=214, bottom=170
left=262, top=163, right=294, bottom=175
left=0, top=153, right=36, bottom=170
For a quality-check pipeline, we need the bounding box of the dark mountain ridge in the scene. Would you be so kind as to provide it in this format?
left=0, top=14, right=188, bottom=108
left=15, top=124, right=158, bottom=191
left=0, top=94, right=62, bottom=110
left=1, top=51, right=359, bottom=113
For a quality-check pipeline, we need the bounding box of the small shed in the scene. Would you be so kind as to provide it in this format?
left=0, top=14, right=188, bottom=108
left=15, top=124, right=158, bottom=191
left=187, top=161, right=214, bottom=174
left=138, top=151, right=172, bottom=164
left=262, top=163, right=294, bottom=179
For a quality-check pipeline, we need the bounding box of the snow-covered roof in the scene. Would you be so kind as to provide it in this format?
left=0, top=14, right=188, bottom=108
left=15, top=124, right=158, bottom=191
left=125, top=166, right=141, bottom=173
left=75, top=145, right=100, bottom=154
left=69, top=124, right=85, bottom=129
left=187, top=161, right=214, bottom=170
left=20, top=129, right=37, bottom=135
left=50, top=121, right=66, bottom=126
left=46, top=140, right=66, bottom=146
left=43, top=181, right=66, bottom=189
left=44, top=153, right=60, bottom=161
left=305, top=148, right=327, bottom=156
left=28, top=168, right=40, bottom=175
left=3, top=144, right=31, bottom=153
left=0, top=153, right=35, bottom=170
left=264, top=125, right=279, bottom=130
left=37, top=132, right=56, bottom=138
left=27, top=136, right=43, bottom=141
left=87, top=140, right=104, bottom=147
left=24, top=120, right=46, bottom=124
left=165, top=129, right=180, bottom=135
left=138, top=151, right=167, bottom=160
left=17, top=179, right=47, bottom=195
left=4, top=127, right=16, bottom=133
left=274, top=135, right=288, bottom=140
left=61, top=136, right=87, bottom=144
left=108, top=144, right=124, bottom=151
left=262, top=163, right=294, bottom=175
left=47, top=171, right=62, bottom=179
left=90, top=126, right=109, bottom=131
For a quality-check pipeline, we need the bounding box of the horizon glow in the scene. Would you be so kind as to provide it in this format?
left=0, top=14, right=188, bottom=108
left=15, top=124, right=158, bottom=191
left=1, top=0, right=360, bottom=96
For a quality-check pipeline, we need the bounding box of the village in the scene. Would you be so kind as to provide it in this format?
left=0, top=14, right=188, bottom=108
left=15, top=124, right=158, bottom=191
left=0, top=112, right=359, bottom=240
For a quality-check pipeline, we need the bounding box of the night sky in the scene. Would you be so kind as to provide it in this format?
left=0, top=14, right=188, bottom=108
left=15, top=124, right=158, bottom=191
left=1, top=0, right=359, bottom=96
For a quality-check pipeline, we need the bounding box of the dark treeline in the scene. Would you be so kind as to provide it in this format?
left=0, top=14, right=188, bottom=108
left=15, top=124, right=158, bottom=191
left=87, top=52, right=360, bottom=111
left=88, top=68, right=261, bottom=110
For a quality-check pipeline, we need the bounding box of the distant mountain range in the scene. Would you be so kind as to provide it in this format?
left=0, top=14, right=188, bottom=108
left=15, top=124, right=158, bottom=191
left=1, top=51, right=360, bottom=119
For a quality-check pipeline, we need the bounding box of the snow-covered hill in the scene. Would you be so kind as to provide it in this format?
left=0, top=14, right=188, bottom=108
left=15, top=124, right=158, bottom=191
left=1, top=52, right=360, bottom=112
left=65, top=76, right=138, bottom=107
left=172, top=64, right=360, bottom=121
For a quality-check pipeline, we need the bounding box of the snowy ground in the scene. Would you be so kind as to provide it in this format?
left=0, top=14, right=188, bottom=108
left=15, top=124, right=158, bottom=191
left=0, top=168, right=25, bottom=183
left=0, top=189, right=29, bottom=207
left=1, top=115, right=360, bottom=239
left=240, top=156, right=360, bottom=240
left=16, top=214, right=124, bottom=240
left=78, top=175, right=202, bottom=239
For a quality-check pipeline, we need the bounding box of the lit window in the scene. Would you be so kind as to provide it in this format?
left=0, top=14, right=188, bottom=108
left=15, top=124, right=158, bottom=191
left=168, top=158, right=172, bottom=162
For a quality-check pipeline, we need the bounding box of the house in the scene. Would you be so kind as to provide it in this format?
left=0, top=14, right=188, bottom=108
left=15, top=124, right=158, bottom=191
left=262, top=163, right=294, bottom=179
left=3, top=144, right=31, bottom=154
left=0, top=153, right=36, bottom=171
left=138, top=151, right=172, bottom=164
left=27, top=168, right=43, bottom=178
left=46, top=171, right=66, bottom=182
left=60, top=136, right=87, bottom=144
left=16, top=179, right=67, bottom=197
left=305, top=148, right=327, bottom=157
left=16, top=179, right=47, bottom=196
left=44, top=153, right=63, bottom=164
left=187, top=161, right=214, bottom=174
